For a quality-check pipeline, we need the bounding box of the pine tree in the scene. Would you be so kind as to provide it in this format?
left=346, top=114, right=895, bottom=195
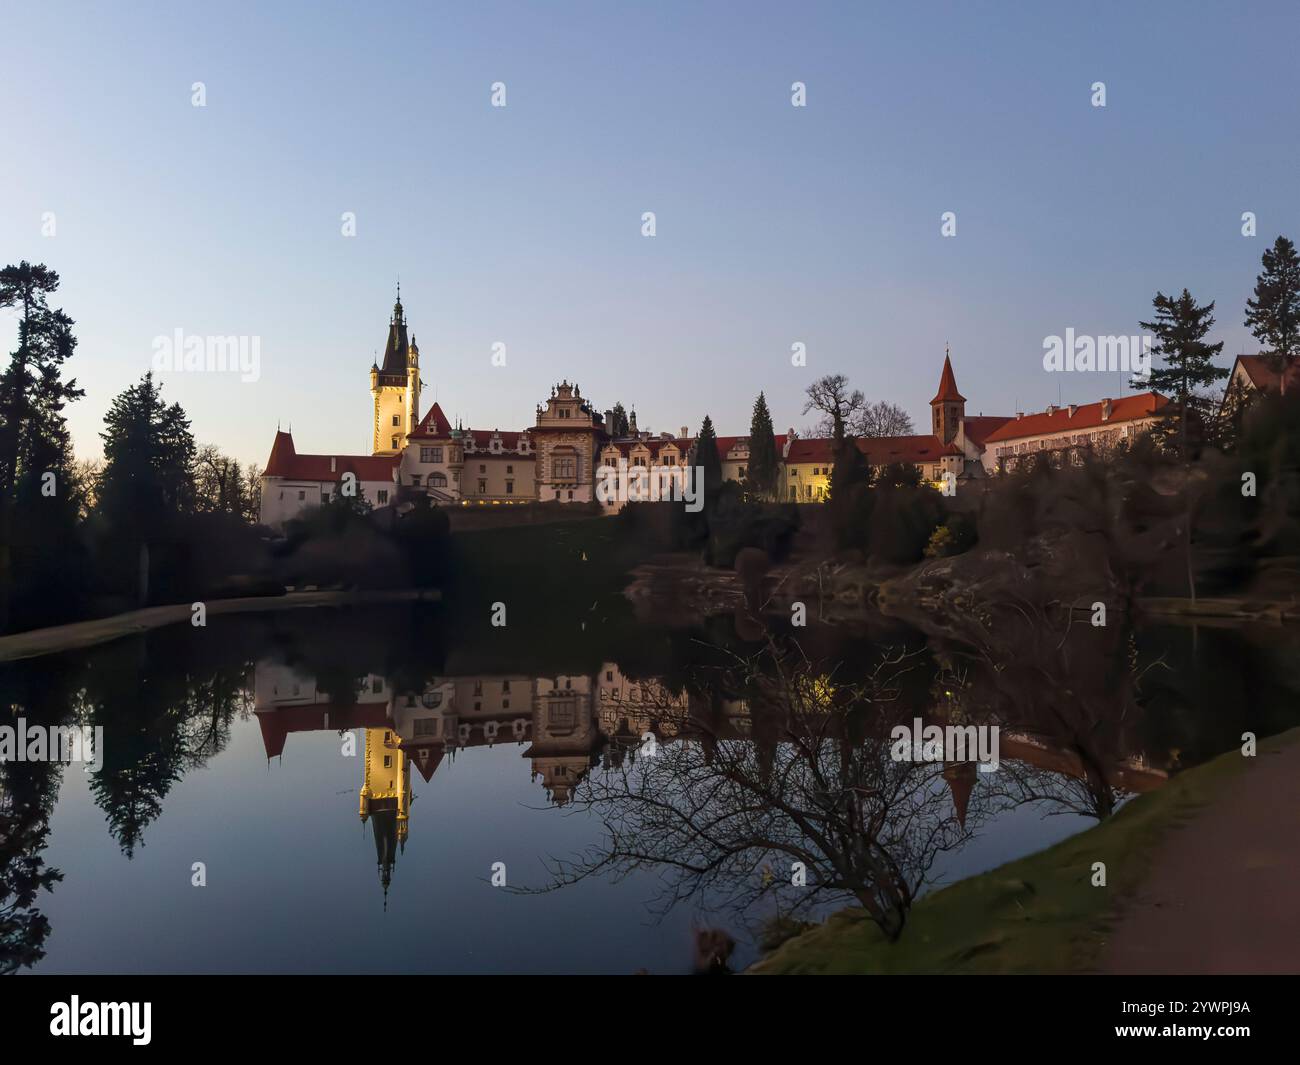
left=0, top=262, right=84, bottom=630
left=694, top=414, right=722, bottom=499
left=97, top=373, right=196, bottom=603
left=1137, top=289, right=1227, bottom=458
left=747, top=392, right=778, bottom=500
left=609, top=402, right=630, bottom=438
left=1244, top=235, right=1300, bottom=372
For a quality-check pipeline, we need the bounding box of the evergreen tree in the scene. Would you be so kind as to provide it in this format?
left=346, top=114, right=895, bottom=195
left=96, top=373, right=197, bottom=603
left=747, top=392, right=778, bottom=500
left=0, top=263, right=84, bottom=630
left=98, top=372, right=196, bottom=525
left=694, top=414, right=722, bottom=499
left=1137, top=289, right=1227, bottom=458
left=609, top=402, right=630, bottom=437
left=1244, top=235, right=1300, bottom=371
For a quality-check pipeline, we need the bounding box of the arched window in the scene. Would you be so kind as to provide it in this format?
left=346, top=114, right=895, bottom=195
left=429, top=472, right=447, bottom=487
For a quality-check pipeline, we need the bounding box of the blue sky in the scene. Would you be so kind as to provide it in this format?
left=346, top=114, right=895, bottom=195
left=2, top=0, right=1297, bottom=466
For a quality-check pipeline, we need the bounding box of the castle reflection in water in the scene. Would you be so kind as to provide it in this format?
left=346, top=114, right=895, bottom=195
left=253, top=659, right=1168, bottom=903
left=254, top=661, right=738, bottom=899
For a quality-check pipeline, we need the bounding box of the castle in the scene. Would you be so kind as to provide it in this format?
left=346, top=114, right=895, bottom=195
left=258, top=292, right=1170, bottom=528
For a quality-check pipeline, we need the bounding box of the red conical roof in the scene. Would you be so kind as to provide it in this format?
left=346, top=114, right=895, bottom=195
left=930, top=353, right=966, bottom=405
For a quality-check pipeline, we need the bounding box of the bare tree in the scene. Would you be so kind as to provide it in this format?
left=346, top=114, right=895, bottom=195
left=524, top=640, right=983, bottom=942
left=803, top=374, right=864, bottom=445
left=195, top=445, right=261, bottom=523
left=853, top=400, right=915, bottom=438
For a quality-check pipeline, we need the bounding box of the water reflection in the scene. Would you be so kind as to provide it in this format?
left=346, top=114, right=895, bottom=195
left=2, top=609, right=1298, bottom=972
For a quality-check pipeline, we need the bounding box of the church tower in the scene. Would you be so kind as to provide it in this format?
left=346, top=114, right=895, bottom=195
left=370, top=286, right=422, bottom=456
left=930, top=348, right=966, bottom=446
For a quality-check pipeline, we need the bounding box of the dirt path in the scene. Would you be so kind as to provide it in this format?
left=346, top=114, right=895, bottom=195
left=1103, top=739, right=1300, bottom=974
left=0, top=588, right=440, bottom=663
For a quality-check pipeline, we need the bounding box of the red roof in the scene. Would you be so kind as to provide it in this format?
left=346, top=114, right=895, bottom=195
left=859, top=435, right=963, bottom=464
left=1233, top=354, right=1300, bottom=394
left=961, top=415, right=1014, bottom=446
left=713, top=434, right=790, bottom=460
left=984, top=393, right=1168, bottom=442
left=464, top=429, right=528, bottom=451
left=603, top=437, right=693, bottom=459
left=263, top=430, right=399, bottom=482
left=785, top=435, right=961, bottom=465
left=410, top=402, right=453, bottom=438
left=931, top=354, right=966, bottom=404
left=409, top=404, right=532, bottom=453
left=256, top=703, right=391, bottom=759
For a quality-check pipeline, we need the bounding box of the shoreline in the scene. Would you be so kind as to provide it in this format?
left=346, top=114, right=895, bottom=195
left=0, top=588, right=441, bottom=663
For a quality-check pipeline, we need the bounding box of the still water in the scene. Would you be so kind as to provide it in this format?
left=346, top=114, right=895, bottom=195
left=3, top=606, right=1297, bottom=974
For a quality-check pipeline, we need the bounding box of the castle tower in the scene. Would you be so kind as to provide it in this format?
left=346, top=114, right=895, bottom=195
left=370, top=285, right=422, bottom=456
left=358, top=726, right=410, bottom=907
left=930, top=348, right=966, bottom=446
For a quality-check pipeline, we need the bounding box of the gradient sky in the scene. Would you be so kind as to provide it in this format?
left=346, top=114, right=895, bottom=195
left=2, top=0, right=1297, bottom=467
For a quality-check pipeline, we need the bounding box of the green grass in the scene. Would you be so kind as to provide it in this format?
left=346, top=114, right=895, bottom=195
left=751, top=728, right=1300, bottom=974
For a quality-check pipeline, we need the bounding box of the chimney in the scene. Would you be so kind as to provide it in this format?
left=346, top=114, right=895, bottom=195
left=1067, top=404, right=1078, bottom=418
left=1046, top=404, right=1057, bottom=417
left=680, top=425, right=688, bottom=439
left=1101, top=397, right=1113, bottom=421
left=1016, top=411, right=1023, bottom=420
left=330, top=456, right=337, bottom=473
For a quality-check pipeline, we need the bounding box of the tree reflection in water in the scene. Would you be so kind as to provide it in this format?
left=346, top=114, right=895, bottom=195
left=533, top=637, right=990, bottom=943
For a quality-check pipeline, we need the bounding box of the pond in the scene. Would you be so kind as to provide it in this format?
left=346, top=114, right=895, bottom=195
left=3, top=604, right=1297, bottom=974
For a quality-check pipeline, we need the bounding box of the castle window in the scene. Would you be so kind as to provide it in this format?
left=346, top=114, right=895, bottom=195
left=479, top=464, right=486, bottom=473
left=548, top=700, right=577, bottom=731
left=421, top=446, right=442, bottom=463
left=383, top=755, right=392, bottom=769
left=391, top=436, right=399, bottom=449
left=429, top=473, right=447, bottom=487
left=506, top=482, right=514, bottom=494
left=414, top=718, right=437, bottom=737
left=298, top=490, right=306, bottom=500
left=392, top=415, right=400, bottom=427
left=506, top=465, right=513, bottom=474
left=377, top=489, right=389, bottom=504
left=478, top=480, right=487, bottom=493
left=553, top=455, right=576, bottom=480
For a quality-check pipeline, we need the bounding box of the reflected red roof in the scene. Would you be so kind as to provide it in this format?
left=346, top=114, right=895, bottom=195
left=255, top=703, right=392, bottom=759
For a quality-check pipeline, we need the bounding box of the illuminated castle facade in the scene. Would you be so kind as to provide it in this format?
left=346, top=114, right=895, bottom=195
left=257, top=295, right=1171, bottom=528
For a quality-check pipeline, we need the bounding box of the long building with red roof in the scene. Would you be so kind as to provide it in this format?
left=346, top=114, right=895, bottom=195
left=259, top=293, right=1180, bottom=527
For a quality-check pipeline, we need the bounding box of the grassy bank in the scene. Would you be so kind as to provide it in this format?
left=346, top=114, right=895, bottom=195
left=751, top=728, right=1300, bottom=974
